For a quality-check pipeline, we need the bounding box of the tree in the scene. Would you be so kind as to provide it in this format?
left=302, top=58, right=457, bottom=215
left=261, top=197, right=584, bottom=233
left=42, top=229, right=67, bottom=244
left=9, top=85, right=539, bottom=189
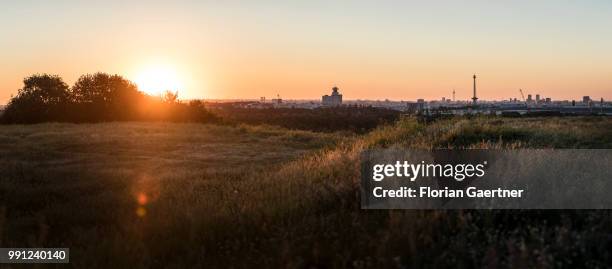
left=1, top=72, right=219, bottom=124
left=161, top=90, right=179, bottom=103
left=71, top=73, right=141, bottom=104
left=70, top=73, right=144, bottom=120
left=1, top=74, right=69, bottom=123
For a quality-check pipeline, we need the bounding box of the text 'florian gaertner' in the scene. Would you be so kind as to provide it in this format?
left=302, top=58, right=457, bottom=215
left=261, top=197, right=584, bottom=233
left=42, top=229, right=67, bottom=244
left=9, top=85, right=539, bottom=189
left=370, top=160, right=526, bottom=199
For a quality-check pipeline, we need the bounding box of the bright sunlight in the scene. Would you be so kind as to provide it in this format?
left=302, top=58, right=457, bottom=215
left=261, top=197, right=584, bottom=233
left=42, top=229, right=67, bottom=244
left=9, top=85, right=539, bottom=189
left=134, top=65, right=184, bottom=96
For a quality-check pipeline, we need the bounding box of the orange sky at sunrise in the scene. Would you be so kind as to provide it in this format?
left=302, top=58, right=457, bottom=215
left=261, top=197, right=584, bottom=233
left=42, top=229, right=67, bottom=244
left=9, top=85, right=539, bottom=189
left=1, top=1, right=611, bottom=104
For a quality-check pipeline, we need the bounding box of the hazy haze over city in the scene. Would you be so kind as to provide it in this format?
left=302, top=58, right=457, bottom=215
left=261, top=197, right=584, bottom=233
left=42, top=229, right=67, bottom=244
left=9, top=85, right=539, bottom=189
left=1, top=0, right=612, bottom=104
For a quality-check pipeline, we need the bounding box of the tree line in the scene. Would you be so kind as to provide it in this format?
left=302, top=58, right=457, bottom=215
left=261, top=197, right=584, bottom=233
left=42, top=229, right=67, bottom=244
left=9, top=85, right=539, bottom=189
left=1, top=73, right=219, bottom=124
left=1, top=73, right=401, bottom=132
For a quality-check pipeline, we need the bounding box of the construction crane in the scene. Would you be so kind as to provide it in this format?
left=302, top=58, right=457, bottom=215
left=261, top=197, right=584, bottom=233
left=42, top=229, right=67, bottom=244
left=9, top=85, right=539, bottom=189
left=519, top=89, right=526, bottom=102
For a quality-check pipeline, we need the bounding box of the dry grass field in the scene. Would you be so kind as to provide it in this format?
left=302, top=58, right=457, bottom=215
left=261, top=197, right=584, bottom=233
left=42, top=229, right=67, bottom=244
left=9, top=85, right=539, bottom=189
left=0, top=122, right=345, bottom=267
left=0, top=116, right=611, bottom=268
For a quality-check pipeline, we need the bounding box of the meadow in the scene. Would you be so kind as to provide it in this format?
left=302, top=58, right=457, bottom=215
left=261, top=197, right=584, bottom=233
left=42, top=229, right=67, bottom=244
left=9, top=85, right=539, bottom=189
left=0, top=116, right=611, bottom=268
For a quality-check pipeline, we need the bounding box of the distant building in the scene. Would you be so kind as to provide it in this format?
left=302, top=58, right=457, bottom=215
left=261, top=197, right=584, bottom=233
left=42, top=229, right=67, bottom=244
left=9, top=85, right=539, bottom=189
left=322, top=86, right=343, bottom=106
left=407, top=99, right=426, bottom=113
left=536, top=94, right=540, bottom=103
left=472, top=74, right=478, bottom=104
left=271, top=94, right=282, bottom=104
left=527, top=94, right=533, bottom=103
left=545, top=98, right=551, bottom=103
left=417, top=99, right=426, bottom=111
left=583, top=96, right=591, bottom=103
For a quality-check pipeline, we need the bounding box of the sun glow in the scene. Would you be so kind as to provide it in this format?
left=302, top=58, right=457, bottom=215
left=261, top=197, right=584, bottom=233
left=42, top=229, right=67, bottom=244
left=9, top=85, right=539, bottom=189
left=134, top=65, right=184, bottom=96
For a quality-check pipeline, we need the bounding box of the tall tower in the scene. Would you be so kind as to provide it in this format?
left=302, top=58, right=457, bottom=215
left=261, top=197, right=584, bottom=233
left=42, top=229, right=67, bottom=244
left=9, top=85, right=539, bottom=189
left=452, top=89, right=456, bottom=102
left=472, top=74, right=478, bottom=104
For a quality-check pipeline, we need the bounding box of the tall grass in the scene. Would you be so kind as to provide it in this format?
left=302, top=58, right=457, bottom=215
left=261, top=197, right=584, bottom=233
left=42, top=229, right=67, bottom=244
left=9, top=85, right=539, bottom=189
left=0, top=117, right=610, bottom=268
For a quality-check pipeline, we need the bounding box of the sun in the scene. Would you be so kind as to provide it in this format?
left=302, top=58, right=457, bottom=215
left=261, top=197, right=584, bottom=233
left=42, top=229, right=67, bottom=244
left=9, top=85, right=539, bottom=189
left=134, top=65, right=184, bottom=96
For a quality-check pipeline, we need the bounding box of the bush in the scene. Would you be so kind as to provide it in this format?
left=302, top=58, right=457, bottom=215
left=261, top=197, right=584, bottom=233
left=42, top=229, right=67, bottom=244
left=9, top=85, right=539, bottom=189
left=1, top=74, right=70, bottom=123
left=1, top=73, right=219, bottom=124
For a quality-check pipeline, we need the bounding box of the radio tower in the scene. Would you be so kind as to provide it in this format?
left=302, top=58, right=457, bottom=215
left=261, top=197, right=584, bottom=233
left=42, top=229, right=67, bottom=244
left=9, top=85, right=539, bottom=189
left=472, top=74, right=478, bottom=104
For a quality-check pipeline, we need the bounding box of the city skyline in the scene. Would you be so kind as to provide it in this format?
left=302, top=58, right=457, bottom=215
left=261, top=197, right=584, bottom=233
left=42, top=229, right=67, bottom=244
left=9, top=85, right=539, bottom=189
left=2, top=1, right=612, bottom=104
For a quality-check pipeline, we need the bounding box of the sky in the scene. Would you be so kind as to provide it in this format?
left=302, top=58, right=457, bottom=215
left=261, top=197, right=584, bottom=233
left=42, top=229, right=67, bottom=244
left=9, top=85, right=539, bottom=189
left=1, top=0, right=612, bottom=103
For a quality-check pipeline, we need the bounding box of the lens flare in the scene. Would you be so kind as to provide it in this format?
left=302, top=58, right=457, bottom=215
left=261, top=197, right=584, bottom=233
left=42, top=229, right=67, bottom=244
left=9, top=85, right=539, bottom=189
left=136, top=207, right=147, bottom=217
left=137, top=193, right=148, bottom=205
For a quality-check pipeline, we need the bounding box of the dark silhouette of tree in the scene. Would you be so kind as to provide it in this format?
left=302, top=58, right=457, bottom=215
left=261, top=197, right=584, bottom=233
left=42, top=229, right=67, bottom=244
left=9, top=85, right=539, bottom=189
left=182, top=99, right=218, bottom=122
left=71, top=73, right=144, bottom=121
left=161, top=90, right=179, bottom=103
left=71, top=73, right=140, bottom=104
left=0, top=72, right=216, bottom=124
left=1, top=74, right=70, bottom=123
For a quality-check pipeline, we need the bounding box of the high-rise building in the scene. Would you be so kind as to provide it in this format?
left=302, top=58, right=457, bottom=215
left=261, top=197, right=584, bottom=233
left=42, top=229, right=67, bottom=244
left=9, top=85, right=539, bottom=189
left=322, top=86, right=343, bottom=106
left=536, top=94, right=540, bottom=103
left=527, top=94, right=533, bottom=103
left=583, top=96, right=591, bottom=103
left=472, top=74, right=478, bottom=104
left=416, top=99, right=426, bottom=111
